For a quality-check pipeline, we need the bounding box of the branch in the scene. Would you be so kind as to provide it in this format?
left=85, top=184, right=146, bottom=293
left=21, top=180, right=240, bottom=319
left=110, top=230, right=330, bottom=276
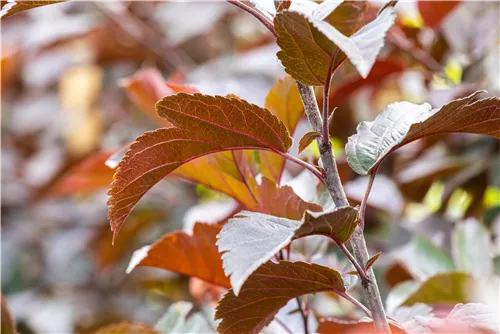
left=227, top=0, right=277, bottom=37
left=333, top=238, right=367, bottom=281
left=358, top=167, right=378, bottom=230
left=296, top=297, right=310, bottom=334
left=282, top=152, right=324, bottom=182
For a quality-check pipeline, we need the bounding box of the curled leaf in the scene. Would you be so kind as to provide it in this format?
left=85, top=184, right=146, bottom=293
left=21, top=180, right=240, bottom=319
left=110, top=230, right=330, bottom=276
left=298, top=131, right=321, bottom=154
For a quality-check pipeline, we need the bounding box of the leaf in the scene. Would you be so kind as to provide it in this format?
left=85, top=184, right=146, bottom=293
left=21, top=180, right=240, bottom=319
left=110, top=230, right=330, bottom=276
left=155, top=301, right=215, bottom=333
left=1, top=295, right=16, bottom=334
left=218, top=206, right=357, bottom=295
left=0, top=0, right=66, bottom=19
left=311, top=7, right=396, bottom=79
left=260, top=76, right=304, bottom=183
left=127, top=222, right=230, bottom=288
left=298, top=131, right=321, bottom=154
left=108, top=93, right=292, bottom=239
left=346, top=92, right=500, bottom=175
left=46, top=150, right=116, bottom=197
left=275, top=2, right=372, bottom=85
left=452, top=219, right=492, bottom=277
left=215, top=261, right=345, bottom=334
left=418, top=1, right=461, bottom=29
left=391, top=273, right=474, bottom=309
left=324, top=1, right=368, bottom=36
left=317, top=318, right=406, bottom=334
left=365, top=252, right=382, bottom=272
left=91, top=322, right=158, bottom=334
left=256, top=177, right=322, bottom=220
left=393, top=235, right=455, bottom=281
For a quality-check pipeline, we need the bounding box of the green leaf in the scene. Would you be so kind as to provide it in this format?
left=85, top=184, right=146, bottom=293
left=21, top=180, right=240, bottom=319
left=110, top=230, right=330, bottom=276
left=215, top=261, right=345, bottom=334
left=217, top=206, right=358, bottom=295
left=155, top=301, right=215, bottom=333
left=393, top=235, right=455, bottom=281
left=298, top=131, right=321, bottom=154
left=108, top=93, right=292, bottom=240
left=0, top=1, right=66, bottom=19
left=452, top=219, right=493, bottom=277
left=346, top=92, right=500, bottom=175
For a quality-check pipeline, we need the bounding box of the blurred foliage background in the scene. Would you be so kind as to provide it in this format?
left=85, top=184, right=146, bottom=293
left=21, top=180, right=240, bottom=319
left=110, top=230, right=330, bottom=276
left=1, top=1, right=499, bottom=333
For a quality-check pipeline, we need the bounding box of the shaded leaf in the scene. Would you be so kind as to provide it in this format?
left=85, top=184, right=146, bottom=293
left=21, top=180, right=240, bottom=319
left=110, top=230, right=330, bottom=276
left=260, top=76, right=304, bottom=183
left=91, top=322, right=158, bottom=334
left=256, top=177, right=322, bottom=220
left=155, top=301, right=215, bottom=333
left=215, top=261, right=345, bottom=334
left=317, top=318, right=406, bottom=334
left=364, top=251, right=382, bottom=272
left=1, top=295, right=16, bottom=334
left=418, top=1, right=461, bottom=29
left=127, top=222, right=230, bottom=288
left=0, top=0, right=65, bottom=19
left=324, top=1, right=367, bottom=37
left=108, top=93, right=292, bottom=238
left=298, top=131, right=321, bottom=155
left=393, top=235, right=455, bottom=281
left=46, top=150, right=115, bottom=197
left=218, top=206, right=357, bottom=295
left=452, top=219, right=492, bottom=277
left=346, top=92, right=500, bottom=175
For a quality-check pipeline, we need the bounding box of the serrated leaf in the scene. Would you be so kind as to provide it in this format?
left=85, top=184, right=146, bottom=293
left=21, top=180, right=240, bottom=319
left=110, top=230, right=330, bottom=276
left=0, top=0, right=66, bottom=19
left=108, top=93, right=292, bottom=239
left=218, top=206, right=357, bottom=295
left=311, top=7, right=395, bottom=79
left=127, top=222, right=230, bottom=288
left=215, top=261, right=345, bottom=334
left=1, top=295, right=16, bottom=334
left=275, top=2, right=371, bottom=85
left=91, top=322, right=159, bottom=334
left=365, top=251, right=382, bottom=271
left=418, top=1, right=461, bottom=29
left=452, top=219, right=492, bottom=277
left=346, top=92, right=500, bottom=175
left=260, top=76, right=304, bottom=183
left=298, top=131, right=321, bottom=154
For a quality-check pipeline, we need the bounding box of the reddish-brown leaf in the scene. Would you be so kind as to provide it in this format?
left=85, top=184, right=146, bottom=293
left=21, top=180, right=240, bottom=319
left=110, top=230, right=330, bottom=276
left=46, top=150, right=116, bottom=197
left=90, top=322, right=158, bottom=334
left=325, top=1, right=367, bottom=37
left=298, top=131, right=321, bottom=155
left=256, top=177, right=322, bottom=220
left=127, top=222, right=230, bottom=288
left=1, top=295, right=16, bottom=334
left=215, top=261, right=345, bottom=334
left=0, top=0, right=66, bottom=19
left=318, top=318, right=407, bottom=334
left=108, top=94, right=292, bottom=239
left=260, top=76, right=304, bottom=183
left=418, top=1, right=461, bottom=29
left=364, top=251, right=382, bottom=272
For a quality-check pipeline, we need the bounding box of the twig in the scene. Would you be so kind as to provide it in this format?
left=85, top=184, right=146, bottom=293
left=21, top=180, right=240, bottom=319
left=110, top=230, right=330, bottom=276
left=227, top=0, right=277, bottom=37
left=333, top=239, right=367, bottom=281
left=322, top=48, right=346, bottom=140
left=274, top=317, right=294, bottom=334
left=296, top=297, right=310, bottom=334
left=338, top=291, right=372, bottom=318
left=358, top=167, right=378, bottom=230
left=282, top=152, right=324, bottom=182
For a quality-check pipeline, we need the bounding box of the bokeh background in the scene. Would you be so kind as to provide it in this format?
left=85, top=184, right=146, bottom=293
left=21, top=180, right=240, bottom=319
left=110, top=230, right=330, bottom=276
left=1, top=1, right=499, bottom=333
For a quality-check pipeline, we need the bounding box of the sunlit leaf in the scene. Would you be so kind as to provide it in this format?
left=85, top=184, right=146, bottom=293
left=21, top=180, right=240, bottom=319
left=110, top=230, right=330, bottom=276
left=127, top=222, right=230, bottom=288
left=298, top=131, right=321, bottom=155
left=108, top=93, right=292, bottom=239
left=91, top=322, right=158, bottom=334
left=418, top=1, right=461, bottom=29
left=218, top=206, right=357, bottom=295
left=452, top=219, right=492, bottom=277
left=1, top=295, right=16, bottom=334
left=46, top=150, right=115, bottom=197
left=215, top=261, right=345, bottom=334
left=346, top=92, right=500, bottom=175
left=0, top=0, right=66, bottom=19
left=260, top=76, right=304, bottom=183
